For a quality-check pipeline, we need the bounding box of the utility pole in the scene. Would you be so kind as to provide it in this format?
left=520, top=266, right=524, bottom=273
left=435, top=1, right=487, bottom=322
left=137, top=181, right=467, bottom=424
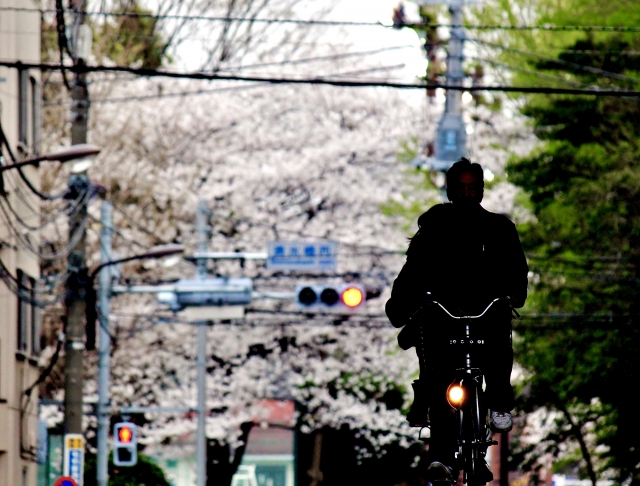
left=96, top=200, right=113, bottom=486
left=434, top=0, right=467, bottom=165
left=64, top=0, right=92, bottom=437
left=414, top=0, right=469, bottom=174
left=196, top=199, right=209, bottom=486
left=92, top=207, right=184, bottom=486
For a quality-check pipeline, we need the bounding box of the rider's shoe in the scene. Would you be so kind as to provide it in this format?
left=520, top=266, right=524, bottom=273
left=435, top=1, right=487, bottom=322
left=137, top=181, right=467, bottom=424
left=406, top=380, right=429, bottom=427
left=490, top=411, right=513, bottom=433
left=475, top=461, right=494, bottom=484
left=427, top=461, right=454, bottom=483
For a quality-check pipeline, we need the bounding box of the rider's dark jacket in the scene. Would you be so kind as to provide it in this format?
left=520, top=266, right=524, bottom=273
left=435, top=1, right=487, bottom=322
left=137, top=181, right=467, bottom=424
left=386, top=202, right=528, bottom=348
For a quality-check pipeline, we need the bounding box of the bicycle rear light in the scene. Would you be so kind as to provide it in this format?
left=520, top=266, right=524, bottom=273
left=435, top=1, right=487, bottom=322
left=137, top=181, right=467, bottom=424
left=447, top=384, right=464, bottom=408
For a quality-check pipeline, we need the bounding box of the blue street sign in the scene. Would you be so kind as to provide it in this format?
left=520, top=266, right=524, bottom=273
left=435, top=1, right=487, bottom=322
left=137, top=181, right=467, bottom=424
left=267, top=241, right=337, bottom=272
left=37, top=419, right=48, bottom=464
left=63, top=434, right=84, bottom=486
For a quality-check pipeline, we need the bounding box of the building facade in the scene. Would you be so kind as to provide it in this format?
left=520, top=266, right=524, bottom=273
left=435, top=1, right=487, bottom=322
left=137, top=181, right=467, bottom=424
left=0, top=2, right=43, bottom=485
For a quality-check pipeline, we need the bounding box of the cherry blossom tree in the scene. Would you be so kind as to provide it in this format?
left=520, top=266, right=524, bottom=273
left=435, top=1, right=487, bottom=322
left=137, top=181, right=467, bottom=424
left=35, top=1, right=538, bottom=480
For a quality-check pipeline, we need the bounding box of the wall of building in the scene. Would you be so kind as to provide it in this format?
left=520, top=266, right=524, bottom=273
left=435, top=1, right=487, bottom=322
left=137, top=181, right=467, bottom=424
left=0, top=1, right=43, bottom=485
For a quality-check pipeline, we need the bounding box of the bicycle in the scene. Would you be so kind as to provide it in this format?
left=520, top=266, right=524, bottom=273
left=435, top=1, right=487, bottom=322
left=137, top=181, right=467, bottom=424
left=410, top=294, right=515, bottom=486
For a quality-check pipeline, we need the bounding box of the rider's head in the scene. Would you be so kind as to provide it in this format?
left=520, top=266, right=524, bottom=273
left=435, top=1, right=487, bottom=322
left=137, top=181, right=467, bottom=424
left=446, top=157, right=484, bottom=207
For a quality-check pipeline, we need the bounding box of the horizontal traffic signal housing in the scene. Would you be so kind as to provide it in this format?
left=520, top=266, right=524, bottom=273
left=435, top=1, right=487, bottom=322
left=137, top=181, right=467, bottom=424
left=157, top=277, right=253, bottom=312
left=296, top=283, right=365, bottom=310
left=113, top=422, right=137, bottom=467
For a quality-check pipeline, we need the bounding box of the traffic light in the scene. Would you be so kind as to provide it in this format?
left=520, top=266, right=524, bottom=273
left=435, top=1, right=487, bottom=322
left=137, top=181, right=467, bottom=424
left=113, top=422, right=137, bottom=467
left=296, top=283, right=365, bottom=310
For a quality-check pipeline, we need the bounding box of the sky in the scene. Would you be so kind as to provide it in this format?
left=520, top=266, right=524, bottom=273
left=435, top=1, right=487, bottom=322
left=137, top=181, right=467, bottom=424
left=174, top=0, right=428, bottom=81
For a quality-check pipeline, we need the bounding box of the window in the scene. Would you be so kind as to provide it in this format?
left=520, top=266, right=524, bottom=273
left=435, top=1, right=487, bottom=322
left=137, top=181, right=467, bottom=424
left=17, top=70, right=42, bottom=155
left=30, top=76, right=42, bottom=156
left=32, top=284, right=41, bottom=356
left=16, top=269, right=37, bottom=355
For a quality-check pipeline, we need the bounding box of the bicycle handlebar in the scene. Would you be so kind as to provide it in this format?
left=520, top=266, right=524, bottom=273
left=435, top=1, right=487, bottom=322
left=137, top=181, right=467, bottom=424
left=426, top=294, right=504, bottom=320
left=408, top=294, right=515, bottom=323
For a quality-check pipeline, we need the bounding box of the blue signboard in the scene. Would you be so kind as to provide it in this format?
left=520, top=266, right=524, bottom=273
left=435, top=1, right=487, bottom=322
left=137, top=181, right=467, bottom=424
left=267, top=241, right=337, bottom=272
left=37, top=419, right=48, bottom=464
left=63, top=434, right=84, bottom=486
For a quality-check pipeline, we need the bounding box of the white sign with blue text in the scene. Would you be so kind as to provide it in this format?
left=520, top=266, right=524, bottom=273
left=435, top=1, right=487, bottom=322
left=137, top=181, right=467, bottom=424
left=63, top=434, right=85, bottom=486
left=267, top=241, right=337, bottom=272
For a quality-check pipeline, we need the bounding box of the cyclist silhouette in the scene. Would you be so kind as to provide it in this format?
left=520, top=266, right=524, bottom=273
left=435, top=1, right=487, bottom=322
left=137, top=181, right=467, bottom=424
left=386, top=158, right=528, bottom=482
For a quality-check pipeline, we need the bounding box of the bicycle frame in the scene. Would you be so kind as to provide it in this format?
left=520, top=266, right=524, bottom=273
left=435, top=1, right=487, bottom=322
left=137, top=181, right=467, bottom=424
left=417, top=295, right=504, bottom=485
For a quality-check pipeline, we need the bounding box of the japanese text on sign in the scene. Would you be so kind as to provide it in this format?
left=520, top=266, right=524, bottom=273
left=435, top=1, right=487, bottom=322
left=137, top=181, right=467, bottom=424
left=267, top=241, right=337, bottom=272
left=63, top=434, right=85, bottom=486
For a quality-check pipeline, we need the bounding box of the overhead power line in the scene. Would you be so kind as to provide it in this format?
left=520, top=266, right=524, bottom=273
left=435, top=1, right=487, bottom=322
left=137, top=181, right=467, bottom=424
left=2, top=60, right=640, bottom=96
left=42, top=45, right=418, bottom=88
left=44, top=82, right=269, bottom=106
left=468, top=55, right=587, bottom=88
left=3, top=6, right=640, bottom=32
left=470, top=38, right=640, bottom=85
left=220, top=45, right=417, bottom=71
left=45, top=64, right=409, bottom=106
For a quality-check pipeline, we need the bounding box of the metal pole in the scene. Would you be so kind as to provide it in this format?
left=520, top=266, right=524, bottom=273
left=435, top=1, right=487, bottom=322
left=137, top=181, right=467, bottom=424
left=432, top=0, right=468, bottom=168
left=196, top=199, right=209, bottom=486
left=64, top=0, right=91, bottom=437
left=197, top=318, right=207, bottom=486
left=446, top=1, right=464, bottom=115
left=97, top=200, right=113, bottom=486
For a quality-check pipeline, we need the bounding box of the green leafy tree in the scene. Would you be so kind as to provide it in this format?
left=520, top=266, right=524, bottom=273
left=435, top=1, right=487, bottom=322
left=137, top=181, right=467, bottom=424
left=83, top=452, right=171, bottom=486
left=507, top=34, right=640, bottom=485
left=91, top=0, right=170, bottom=69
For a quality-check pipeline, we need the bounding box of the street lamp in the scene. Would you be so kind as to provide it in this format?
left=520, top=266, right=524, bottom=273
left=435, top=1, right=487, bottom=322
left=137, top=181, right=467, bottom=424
left=87, top=242, right=185, bottom=348
left=89, top=243, right=185, bottom=281
left=0, top=132, right=105, bottom=481
left=92, top=203, right=184, bottom=486
left=0, top=143, right=101, bottom=172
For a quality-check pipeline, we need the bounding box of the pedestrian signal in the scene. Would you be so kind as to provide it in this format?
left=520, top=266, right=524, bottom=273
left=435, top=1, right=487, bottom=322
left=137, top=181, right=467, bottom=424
left=113, top=422, right=137, bottom=466
left=296, top=283, right=365, bottom=310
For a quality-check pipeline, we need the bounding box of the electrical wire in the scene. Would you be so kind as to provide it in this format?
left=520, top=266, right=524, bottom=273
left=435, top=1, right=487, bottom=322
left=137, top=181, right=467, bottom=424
left=2, top=60, right=640, bottom=96
left=16, top=165, right=69, bottom=200
left=0, top=167, right=91, bottom=233
left=0, top=123, right=70, bottom=201
left=0, top=194, right=90, bottom=261
left=44, top=81, right=272, bottom=106
left=43, top=63, right=412, bottom=107
left=23, top=333, right=65, bottom=398
left=9, top=184, right=94, bottom=234
left=214, top=63, right=409, bottom=82
left=468, top=55, right=588, bottom=88
left=0, top=191, right=51, bottom=232
left=54, top=0, right=72, bottom=91
left=0, top=257, right=66, bottom=307
left=20, top=332, right=65, bottom=460
left=554, top=49, right=640, bottom=56
left=3, top=6, right=640, bottom=32
left=0, top=142, right=100, bottom=230
left=469, top=38, right=640, bottom=86
left=0, top=165, right=42, bottom=221
left=109, top=201, right=174, bottom=246
left=86, top=213, right=153, bottom=259
left=219, top=45, right=417, bottom=72
left=43, top=59, right=413, bottom=106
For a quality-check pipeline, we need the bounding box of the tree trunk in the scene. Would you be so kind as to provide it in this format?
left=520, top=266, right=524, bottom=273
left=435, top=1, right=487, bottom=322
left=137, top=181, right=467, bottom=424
left=559, top=403, right=597, bottom=486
